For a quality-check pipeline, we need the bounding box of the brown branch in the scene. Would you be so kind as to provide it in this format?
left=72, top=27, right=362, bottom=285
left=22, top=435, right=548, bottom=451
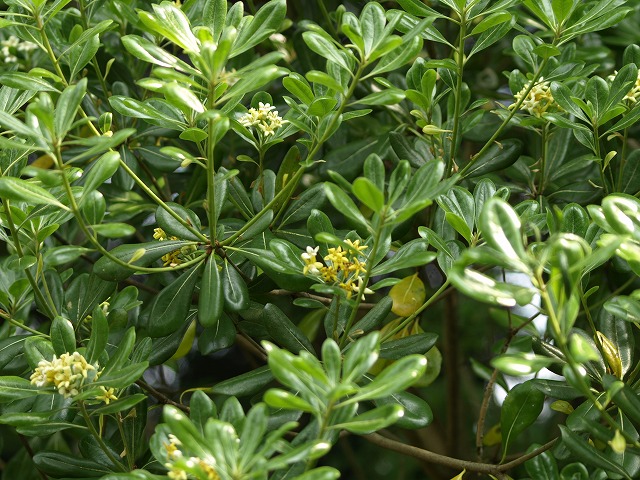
left=268, top=289, right=376, bottom=310
left=444, top=291, right=460, bottom=458
left=363, top=432, right=558, bottom=476
left=18, top=434, right=49, bottom=480
left=136, top=380, right=190, bottom=413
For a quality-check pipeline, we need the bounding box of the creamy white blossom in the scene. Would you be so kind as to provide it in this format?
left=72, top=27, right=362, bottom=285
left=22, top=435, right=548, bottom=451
left=510, top=78, right=556, bottom=117
left=238, top=102, right=286, bottom=137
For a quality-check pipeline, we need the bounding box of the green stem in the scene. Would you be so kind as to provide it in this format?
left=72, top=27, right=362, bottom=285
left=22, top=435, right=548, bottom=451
left=446, top=9, right=467, bottom=178
left=0, top=311, right=50, bottom=337
left=272, top=63, right=367, bottom=226
left=593, top=124, right=608, bottom=195
left=117, top=160, right=209, bottom=243
left=617, top=128, right=629, bottom=192
left=537, top=275, right=640, bottom=448
left=3, top=199, right=58, bottom=319
left=53, top=147, right=204, bottom=275
left=78, top=401, right=126, bottom=472
left=538, top=123, right=549, bottom=195
left=77, top=0, right=110, bottom=100
left=116, top=412, right=134, bottom=470
left=38, top=16, right=207, bottom=247
left=339, top=212, right=386, bottom=349
left=36, top=14, right=68, bottom=86
left=459, top=57, right=551, bottom=177
left=206, top=119, right=217, bottom=241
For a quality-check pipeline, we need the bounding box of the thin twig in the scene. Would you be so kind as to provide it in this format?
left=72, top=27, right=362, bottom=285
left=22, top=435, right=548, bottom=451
left=363, top=432, right=558, bottom=475
left=136, top=380, right=190, bottom=413
left=268, top=289, right=376, bottom=310
left=18, top=434, right=49, bottom=480
left=444, top=291, right=460, bottom=458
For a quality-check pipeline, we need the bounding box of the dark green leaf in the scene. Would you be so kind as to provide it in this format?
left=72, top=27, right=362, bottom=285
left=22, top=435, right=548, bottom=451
left=559, top=425, right=631, bottom=479
left=500, top=380, right=545, bottom=461
left=51, top=316, right=76, bottom=355
left=93, top=240, right=189, bottom=281
left=208, top=365, right=274, bottom=396
left=148, top=263, right=202, bottom=337
left=264, top=303, right=315, bottom=355
left=379, top=333, right=438, bottom=359
left=222, top=259, right=249, bottom=311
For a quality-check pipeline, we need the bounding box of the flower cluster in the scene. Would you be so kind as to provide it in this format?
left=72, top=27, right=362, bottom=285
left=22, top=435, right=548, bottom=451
left=154, top=227, right=195, bottom=267
left=30, top=352, right=96, bottom=398
left=608, top=70, right=640, bottom=104
left=510, top=78, right=556, bottom=117
left=96, top=386, right=118, bottom=405
left=301, top=239, right=374, bottom=300
left=163, top=434, right=219, bottom=480
left=238, top=102, right=286, bottom=137
left=1, top=35, right=37, bottom=64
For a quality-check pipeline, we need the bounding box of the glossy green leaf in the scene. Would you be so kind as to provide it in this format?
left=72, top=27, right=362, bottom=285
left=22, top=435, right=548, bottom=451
left=491, top=353, right=555, bottom=376
left=479, top=197, right=529, bottom=271
left=51, top=316, right=76, bottom=355
left=23, top=336, right=54, bottom=370
left=351, top=354, right=427, bottom=402
left=352, top=177, right=384, bottom=213
left=264, top=388, right=316, bottom=413
left=138, top=1, right=199, bottom=52
left=93, top=240, right=188, bottom=281
left=559, top=425, right=631, bottom=479
left=302, top=31, right=352, bottom=72
left=92, top=393, right=147, bottom=416
left=148, top=263, right=202, bottom=337
left=379, top=333, right=438, bottom=360
left=324, top=182, right=369, bottom=230
left=101, top=327, right=136, bottom=377
left=209, top=365, right=274, bottom=396
left=67, top=32, right=100, bottom=81
left=155, top=203, right=203, bottom=242
left=231, top=0, right=286, bottom=57
left=0, top=72, right=58, bottom=92
left=374, top=390, right=433, bottom=429
left=0, top=377, right=40, bottom=402
left=500, top=380, right=545, bottom=461
left=122, top=34, right=196, bottom=74
left=198, top=256, right=224, bottom=328
left=350, top=296, right=392, bottom=335
left=90, top=223, right=136, bottom=238
left=525, top=443, right=559, bottom=479
left=33, top=451, right=113, bottom=477
left=0, top=177, right=68, bottom=210
left=86, top=305, right=109, bottom=364
left=333, top=404, right=404, bottom=434
left=280, top=183, right=326, bottom=227
left=264, top=303, right=315, bottom=355
left=372, top=239, right=435, bottom=276
left=54, top=78, right=87, bottom=138
left=463, top=138, right=522, bottom=177
left=222, top=259, right=249, bottom=311
left=437, top=186, right=475, bottom=243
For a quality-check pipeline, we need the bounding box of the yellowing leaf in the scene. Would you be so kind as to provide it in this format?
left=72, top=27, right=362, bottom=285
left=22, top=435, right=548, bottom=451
left=170, top=320, right=196, bottom=361
left=450, top=469, right=466, bottom=480
left=390, top=273, right=426, bottom=316
left=32, top=154, right=54, bottom=169
left=414, top=345, right=441, bottom=387
left=483, top=423, right=502, bottom=446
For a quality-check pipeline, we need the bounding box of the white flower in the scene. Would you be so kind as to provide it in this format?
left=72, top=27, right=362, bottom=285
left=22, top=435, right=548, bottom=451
left=238, top=102, right=287, bottom=137
left=30, top=352, right=96, bottom=398
left=510, top=77, right=556, bottom=117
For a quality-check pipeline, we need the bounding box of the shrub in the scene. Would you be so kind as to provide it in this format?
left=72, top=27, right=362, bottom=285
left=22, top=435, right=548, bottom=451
left=2, top=0, right=640, bottom=479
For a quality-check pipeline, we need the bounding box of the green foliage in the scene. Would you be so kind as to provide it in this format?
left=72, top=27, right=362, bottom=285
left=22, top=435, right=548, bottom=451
left=2, top=0, right=640, bottom=478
